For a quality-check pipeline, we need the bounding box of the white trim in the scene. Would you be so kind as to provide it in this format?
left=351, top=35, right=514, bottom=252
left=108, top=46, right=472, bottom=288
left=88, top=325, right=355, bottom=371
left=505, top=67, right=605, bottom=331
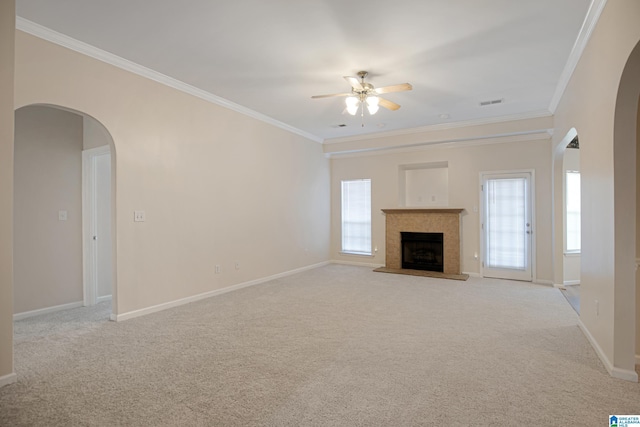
left=548, top=0, right=608, bottom=113
left=339, top=251, right=374, bottom=257
left=82, top=146, right=109, bottom=307
left=112, top=262, right=330, bottom=322
left=0, top=373, right=17, bottom=388
left=13, top=301, right=83, bottom=321
left=97, top=295, right=112, bottom=303
left=534, top=279, right=554, bottom=287
left=15, top=17, right=323, bottom=144
left=563, top=280, right=580, bottom=286
left=323, top=111, right=553, bottom=145
left=331, top=260, right=385, bottom=268
left=636, top=354, right=640, bottom=366
left=578, top=318, right=639, bottom=382
left=326, top=131, right=551, bottom=159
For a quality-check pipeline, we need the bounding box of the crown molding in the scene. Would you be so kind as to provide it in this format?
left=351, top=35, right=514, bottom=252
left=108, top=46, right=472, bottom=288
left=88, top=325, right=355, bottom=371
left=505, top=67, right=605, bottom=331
left=325, top=130, right=552, bottom=159
left=548, top=0, right=608, bottom=113
left=323, top=110, right=553, bottom=145
left=15, top=17, right=323, bottom=144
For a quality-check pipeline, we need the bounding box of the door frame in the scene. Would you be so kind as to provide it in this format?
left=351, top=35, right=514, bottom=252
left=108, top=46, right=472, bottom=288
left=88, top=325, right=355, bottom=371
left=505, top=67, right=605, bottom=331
left=82, top=145, right=111, bottom=306
left=479, top=169, right=536, bottom=282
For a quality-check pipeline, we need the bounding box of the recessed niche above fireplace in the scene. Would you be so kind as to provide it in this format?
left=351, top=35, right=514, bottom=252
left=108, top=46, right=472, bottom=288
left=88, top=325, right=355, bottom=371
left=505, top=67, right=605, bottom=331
left=380, top=208, right=465, bottom=278
left=399, top=162, right=449, bottom=207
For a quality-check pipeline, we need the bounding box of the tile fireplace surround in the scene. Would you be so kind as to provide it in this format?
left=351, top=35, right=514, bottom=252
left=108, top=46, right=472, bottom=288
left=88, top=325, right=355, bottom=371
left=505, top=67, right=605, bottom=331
left=382, top=208, right=464, bottom=275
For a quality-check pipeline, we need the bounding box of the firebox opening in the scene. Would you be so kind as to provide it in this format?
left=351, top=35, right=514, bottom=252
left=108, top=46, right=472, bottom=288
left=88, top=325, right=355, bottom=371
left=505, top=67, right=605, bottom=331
left=401, top=232, right=444, bottom=272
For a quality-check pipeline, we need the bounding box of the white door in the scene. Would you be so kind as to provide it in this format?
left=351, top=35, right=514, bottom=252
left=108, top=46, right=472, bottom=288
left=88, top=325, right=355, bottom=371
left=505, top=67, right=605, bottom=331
left=481, top=172, right=533, bottom=281
left=82, top=146, right=112, bottom=305
left=95, top=153, right=112, bottom=301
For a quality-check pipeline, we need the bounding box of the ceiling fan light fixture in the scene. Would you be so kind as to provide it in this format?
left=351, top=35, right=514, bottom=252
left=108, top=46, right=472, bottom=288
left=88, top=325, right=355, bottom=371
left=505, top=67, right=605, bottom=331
left=314, top=71, right=412, bottom=120
left=366, top=96, right=379, bottom=115
left=345, top=96, right=359, bottom=115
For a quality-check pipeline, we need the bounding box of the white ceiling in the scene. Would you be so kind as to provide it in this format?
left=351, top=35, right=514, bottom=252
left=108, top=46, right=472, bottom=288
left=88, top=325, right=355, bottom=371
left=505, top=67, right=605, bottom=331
left=15, top=0, right=593, bottom=142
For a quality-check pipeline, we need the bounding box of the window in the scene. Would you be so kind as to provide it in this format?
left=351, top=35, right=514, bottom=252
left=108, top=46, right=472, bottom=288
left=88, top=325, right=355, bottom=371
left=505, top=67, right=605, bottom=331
left=341, top=179, right=372, bottom=255
left=565, top=171, right=581, bottom=252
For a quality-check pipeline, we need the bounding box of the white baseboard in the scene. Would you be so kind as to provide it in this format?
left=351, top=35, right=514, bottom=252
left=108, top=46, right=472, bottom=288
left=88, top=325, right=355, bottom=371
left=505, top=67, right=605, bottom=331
left=534, top=279, right=554, bottom=287
left=636, top=354, right=640, bottom=366
left=97, top=295, right=112, bottom=303
left=331, top=260, right=384, bottom=268
left=577, top=318, right=639, bottom=382
left=13, top=301, right=83, bottom=321
left=0, top=373, right=17, bottom=388
left=113, top=261, right=331, bottom=322
left=563, top=280, right=580, bottom=286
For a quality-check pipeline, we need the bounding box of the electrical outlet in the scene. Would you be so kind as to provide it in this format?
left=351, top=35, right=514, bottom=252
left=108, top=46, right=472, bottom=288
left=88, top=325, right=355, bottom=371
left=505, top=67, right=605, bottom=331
left=215, top=265, right=221, bottom=274
left=235, top=262, right=240, bottom=270
left=595, top=300, right=599, bottom=316
left=134, top=210, right=146, bottom=222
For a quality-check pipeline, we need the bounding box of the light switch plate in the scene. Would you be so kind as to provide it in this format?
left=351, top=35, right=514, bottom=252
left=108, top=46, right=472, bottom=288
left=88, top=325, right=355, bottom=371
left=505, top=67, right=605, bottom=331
left=134, top=210, right=146, bottom=222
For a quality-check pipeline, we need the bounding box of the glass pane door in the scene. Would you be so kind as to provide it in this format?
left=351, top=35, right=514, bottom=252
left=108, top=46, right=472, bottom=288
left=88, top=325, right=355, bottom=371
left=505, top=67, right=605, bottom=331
left=482, top=172, right=532, bottom=281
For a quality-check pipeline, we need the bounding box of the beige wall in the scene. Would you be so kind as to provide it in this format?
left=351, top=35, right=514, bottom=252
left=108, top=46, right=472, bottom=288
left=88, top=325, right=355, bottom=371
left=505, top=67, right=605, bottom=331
left=637, top=94, right=640, bottom=361
left=330, top=137, right=553, bottom=282
left=553, top=0, right=640, bottom=377
left=14, top=31, right=330, bottom=316
left=14, top=106, right=84, bottom=313
left=83, top=115, right=112, bottom=150
left=0, top=0, right=15, bottom=386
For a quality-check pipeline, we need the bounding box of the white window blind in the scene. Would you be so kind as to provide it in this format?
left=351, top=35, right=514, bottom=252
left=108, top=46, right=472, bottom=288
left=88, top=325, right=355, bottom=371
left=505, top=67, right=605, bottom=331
left=566, top=171, right=581, bottom=252
left=341, top=179, right=372, bottom=255
left=486, top=178, right=526, bottom=269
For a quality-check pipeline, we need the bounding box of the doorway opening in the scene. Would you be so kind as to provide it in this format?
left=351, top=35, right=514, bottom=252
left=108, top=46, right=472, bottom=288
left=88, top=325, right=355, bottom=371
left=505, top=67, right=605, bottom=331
left=559, top=130, right=581, bottom=314
left=13, top=104, right=116, bottom=323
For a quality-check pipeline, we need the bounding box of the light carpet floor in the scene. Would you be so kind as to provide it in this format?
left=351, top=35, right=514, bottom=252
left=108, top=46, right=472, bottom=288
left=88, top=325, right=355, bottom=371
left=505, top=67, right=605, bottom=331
left=1, top=264, right=639, bottom=426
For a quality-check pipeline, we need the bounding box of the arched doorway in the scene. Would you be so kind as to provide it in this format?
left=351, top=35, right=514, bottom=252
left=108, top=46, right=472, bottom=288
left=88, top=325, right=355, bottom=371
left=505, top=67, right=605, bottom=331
left=613, top=39, right=640, bottom=377
left=557, top=129, right=581, bottom=313
left=13, top=104, right=117, bottom=320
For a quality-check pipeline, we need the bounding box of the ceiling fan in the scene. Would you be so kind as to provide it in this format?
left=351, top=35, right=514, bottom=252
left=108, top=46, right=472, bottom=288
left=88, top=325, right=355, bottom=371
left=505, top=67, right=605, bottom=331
left=312, top=71, right=412, bottom=116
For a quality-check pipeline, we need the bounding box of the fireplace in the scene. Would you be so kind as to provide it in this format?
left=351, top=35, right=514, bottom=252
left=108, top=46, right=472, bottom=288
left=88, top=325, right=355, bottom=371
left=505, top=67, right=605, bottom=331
left=401, top=232, right=444, bottom=272
left=380, top=208, right=465, bottom=276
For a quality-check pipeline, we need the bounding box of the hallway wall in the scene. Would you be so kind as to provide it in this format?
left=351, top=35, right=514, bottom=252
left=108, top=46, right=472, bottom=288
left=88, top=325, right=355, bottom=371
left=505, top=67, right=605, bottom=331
left=553, top=0, right=640, bottom=378
left=14, top=31, right=331, bottom=317
left=0, top=0, right=15, bottom=386
left=13, top=106, right=84, bottom=314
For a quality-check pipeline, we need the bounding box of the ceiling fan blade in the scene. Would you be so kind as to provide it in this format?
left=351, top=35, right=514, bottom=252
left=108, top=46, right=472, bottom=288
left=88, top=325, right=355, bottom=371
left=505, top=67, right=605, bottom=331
left=373, top=83, right=413, bottom=95
left=311, top=92, right=352, bottom=99
left=344, top=76, right=364, bottom=91
left=378, top=97, right=401, bottom=111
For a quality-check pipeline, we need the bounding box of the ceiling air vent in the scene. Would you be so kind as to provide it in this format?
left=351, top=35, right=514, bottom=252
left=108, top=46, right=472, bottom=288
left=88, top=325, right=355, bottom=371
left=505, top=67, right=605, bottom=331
left=479, top=98, right=504, bottom=107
